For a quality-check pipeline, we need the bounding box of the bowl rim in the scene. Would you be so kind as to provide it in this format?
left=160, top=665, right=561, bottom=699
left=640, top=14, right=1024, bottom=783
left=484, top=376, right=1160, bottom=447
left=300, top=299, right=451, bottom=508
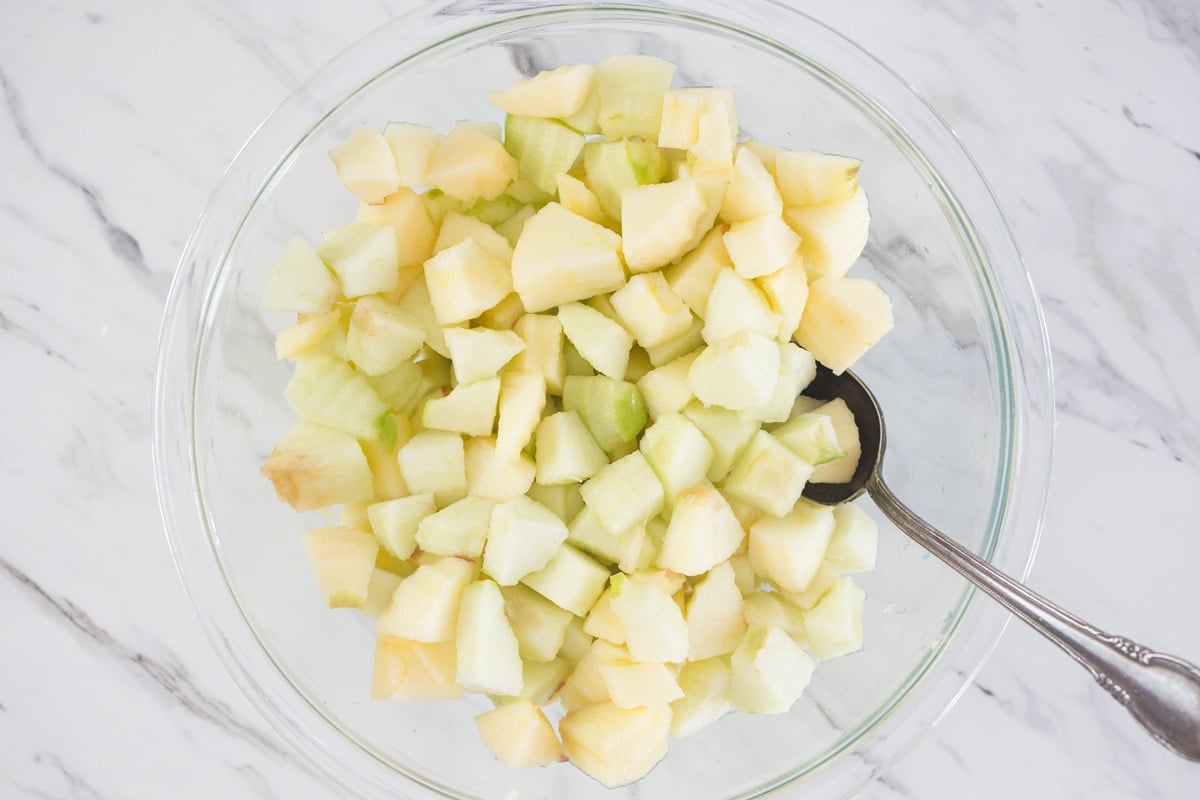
left=153, top=1, right=1055, bottom=798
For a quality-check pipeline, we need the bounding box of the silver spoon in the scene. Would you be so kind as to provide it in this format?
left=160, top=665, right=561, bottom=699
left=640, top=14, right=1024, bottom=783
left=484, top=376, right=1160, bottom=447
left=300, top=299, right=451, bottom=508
left=800, top=364, right=1200, bottom=762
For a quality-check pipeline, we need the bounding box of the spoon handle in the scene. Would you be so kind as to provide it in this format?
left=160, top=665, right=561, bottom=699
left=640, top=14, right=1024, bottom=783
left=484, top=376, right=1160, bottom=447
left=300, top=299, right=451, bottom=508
left=869, top=476, right=1200, bottom=762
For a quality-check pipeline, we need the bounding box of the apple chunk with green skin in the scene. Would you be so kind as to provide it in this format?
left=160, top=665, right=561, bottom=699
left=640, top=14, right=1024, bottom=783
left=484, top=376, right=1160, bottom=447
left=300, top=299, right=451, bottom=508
left=377, top=556, right=475, bottom=643
left=329, top=125, right=401, bottom=204
left=749, top=502, right=836, bottom=594
left=444, top=327, right=525, bottom=384
left=621, top=179, right=709, bottom=273
left=511, top=203, right=626, bottom=313
left=794, top=276, right=894, bottom=375
left=455, top=579, right=525, bottom=695
left=371, top=636, right=461, bottom=700
left=261, top=237, right=339, bottom=313
left=421, top=377, right=500, bottom=437
left=581, top=451, right=665, bottom=536
left=425, top=122, right=518, bottom=202
left=397, top=430, right=467, bottom=507
left=562, top=375, right=648, bottom=453
left=317, top=223, right=399, bottom=298
left=610, top=571, right=688, bottom=663
left=730, top=625, right=816, bottom=714
left=557, top=302, right=634, bottom=380
left=560, top=702, right=672, bottom=788
left=490, top=63, right=596, bottom=118
left=805, top=575, right=866, bottom=659
left=687, top=330, right=780, bottom=411
left=483, top=495, right=569, bottom=586
left=723, top=430, right=814, bottom=518
left=423, top=237, right=512, bottom=326
left=261, top=421, right=374, bottom=511
left=521, top=544, right=610, bottom=617
left=671, top=657, right=732, bottom=738
left=416, top=495, right=496, bottom=559
left=367, top=493, right=436, bottom=560
left=534, top=411, right=609, bottom=485
left=686, top=561, right=747, bottom=660
left=657, top=484, right=744, bottom=577
left=475, top=700, right=565, bottom=768
left=301, top=527, right=378, bottom=609
left=611, top=272, right=695, bottom=350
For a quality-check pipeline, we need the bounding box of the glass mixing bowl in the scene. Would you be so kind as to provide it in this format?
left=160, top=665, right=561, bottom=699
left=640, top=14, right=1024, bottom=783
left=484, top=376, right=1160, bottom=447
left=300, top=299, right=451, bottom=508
left=153, top=1, right=1054, bottom=797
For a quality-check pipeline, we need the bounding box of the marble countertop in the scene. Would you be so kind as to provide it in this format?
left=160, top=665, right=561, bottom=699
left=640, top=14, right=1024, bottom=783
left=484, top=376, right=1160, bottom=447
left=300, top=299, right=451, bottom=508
left=3, top=0, right=1198, bottom=797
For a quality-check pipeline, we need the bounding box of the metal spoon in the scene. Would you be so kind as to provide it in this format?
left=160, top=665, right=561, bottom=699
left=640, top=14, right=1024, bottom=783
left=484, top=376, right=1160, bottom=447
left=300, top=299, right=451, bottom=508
left=800, top=364, right=1200, bottom=762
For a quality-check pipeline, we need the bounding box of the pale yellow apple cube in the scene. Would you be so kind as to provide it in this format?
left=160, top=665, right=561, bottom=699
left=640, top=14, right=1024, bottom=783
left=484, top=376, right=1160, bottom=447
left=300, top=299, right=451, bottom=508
left=330, top=125, right=401, bottom=204
left=425, top=122, right=518, bottom=202
left=423, top=238, right=512, bottom=325
left=610, top=273, right=694, bottom=350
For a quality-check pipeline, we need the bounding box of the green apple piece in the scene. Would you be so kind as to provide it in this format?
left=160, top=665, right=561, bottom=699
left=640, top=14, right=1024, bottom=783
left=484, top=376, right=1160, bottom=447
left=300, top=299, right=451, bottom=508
left=503, top=114, right=586, bottom=194
left=464, top=193, right=523, bottom=226
left=421, top=377, right=501, bottom=437
left=701, top=268, right=781, bottom=344
left=686, top=561, right=747, bottom=660
left=595, top=54, right=675, bottom=140
left=560, top=703, right=671, bottom=788
left=601, top=661, right=684, bottom=709
left=363, top=360, right=421, bottom=414
left=658, top=88, right=736, bottom=149
left=780, top=560, right=839, bottom=611
left=783, top=187, right=871, bottom=279
left=756, top=253, right=809, bottom=342
left=345, top=295, right=424, bottom=376
left=494, top=204, right=537, bottom=248
left=610, top=272, right=694, bottom=350
left=423, top=238, right=512, bottom=326
left=357, top=187, right=438, bottom=284
left=521, top=544, right=610, bottom=616
left=317, top=222, right=399, bottom=298
left=443, top=326, right=525, bottom=384
left=416, top=495, right=496, bottom=558
left=434, top=211, right=513, bottom=265
left=526, top=482, right=584, bottom=525
left=510, top=313, right=565, bottom=395
left=583, top=585, right=627, bottom=644
left=724, top=427, right=813, bottom=518
left=371, top=636, right=462, bottom=700
left=657, top=484, right=744, bottom=576
left=670, top=657, right=732, bottom=738
left=740, top=342, right=817, bottom=425
left=775, top=149, right=862, bottom=206
left=511, top=203, right=625, bottom=313
left=639, top=413, right=714, bottom=502
left=382, top=122, right=440, bottom=187
left=561, top=375, right=648, bottom=453
left=808, top=398, right=862, bottom=484
left=367, top=493, right=436, bottom=559
left=556, top=173, right=606, bottom=224
left=644, top=314, right=704, bottom=367
left=583, top=138, right=668, bottom=219
left=490, top=63, right=596, bottom=117
left=456, top=579, right=524, bottom=695
left=719, top=146, right=783, bottom=223
left=581, top=451, right=665, bottom=535
left=559, top=639, right=628, bottom=710
left=557, top=302, right=634, bottom=380
left=681, top=401, right=760, bottom=483
left=535, top=411, right=609, bottom=485
left=665, top=225, right=732, bottom=318
left=495, top=371, right=549, bottom=460
left=748, top=502, right=836, bottom=593
left=722, top=214, right=800, bottom=280
left=687, top=331, right=780, bottom=411
left=501, top=583, right=574, bottom=663
left=826, top=503, right=878, bottom=573
left=362, top=568, right=406, bottom=619
left=377, top=556, right=475, bottom=642
left=397, top=430, right=467, bottom=507
left=730, top=625, right=815, bottom=714
left=284, top=354, right=389, bottom=440
left=262, top=421, right=374, bottom=511
left=261, top=237, right=339, bottom=313
left=610, top=571, right=688, bottom=664
left=620, top=179, right=709, bottom=273
left=773, top=412, right=845, bottom=466
left=465, top=436, right=536, bottom=501
left=300, top=526, right=379, bottom=609
left=805, top=576, right=866, bottom=659
left=395, top=275, right=449, bottom=356
left=329, top=125, right=401, bottom=204
left=425, top=122, right=518, bottom=202
left=742, top=592, right=806, bottom=643
left=794, top=276, right=894, bottom=375
left=636, top=349, right=699, bottom=421
left=483, top=494, right=569, bottom=586
left=475, top=700, right=564, bottom=768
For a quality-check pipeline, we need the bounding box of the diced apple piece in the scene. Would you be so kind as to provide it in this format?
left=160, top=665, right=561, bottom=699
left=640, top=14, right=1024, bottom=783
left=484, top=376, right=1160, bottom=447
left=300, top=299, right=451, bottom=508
left=636, top=350, right=699, bottom=420
left=371, top=636, right=461, bottom=700
left=317, top=223, right=400, bottom=298
left=477, top=291, right=526, bottom=329
left=498, top=657, right=572, bottom=706
left=639, top=413, right=714, bottom=501
left=483, top=495, right=569, bottom=586
left=688, top=106, right=736, bottom=179
left=511, top=203, right=626, bottom=313
left=491, top=63, right=596, bottom=117
left=720, top=147, right=783, bottom=223
left=535, top=411, right=609, bottom=485
left=681, top=401, right=759, bottom=483
left=368, top=493, right=436, bottom=559
left=504, top=115, right=586, bottom=194
left=665, top=226, right=731, bottom=318
left=425, top=122, right=518, bottom=202
left=610, top=572, right=688, bottom=663
left=581, top=451, right=664, bottom=535
left=643, top=314, right=704, bottom=367
left=729, top=552, right=757, bottom=595
left=621, top=179, right=709, bottom=273
left=357, top=187, right=437, bottom=276
left=805, top=576, right=865, bottom=659
left=596, top=54, right=675, bottom=140
left=701, top=268, right=780, bottom=344
left=522, top=544, right=610, bottom=616
left=723, top=215, right=800, bottom=281
left=775, top=150, right=862, bottom=206
left=562, top=375, right=648, bottom=453
left=567, top=507, right=642, bottom=568
left=262, top=237, right=339, bottom=313
left=602, top=662, right=684, bottom=709
left=756, top=253, right=809, bottom=341
left=686, top=562, right=747, bottom=660
left=557, top=302, right=634, bottom=380
left=423, top=238, right=512, bottom=325
left=808, top=398, right=862, bottom=484
left=583, top=138, right=667, bottom=220
left=742, top=592, right=806, bottom=643
left=416, top=496, right=495, bottom=558
left=262, top=421, right=374, bottom=511
left=395, top=275, right=449, bottom=356
left=562, top=83, right=601, bottom=133
left=526, top=482, right=584, bottom=525
left=329, top=125, right=401, bottom=204
left=560, top=703, right=672, bottom=788
left=783, top=188, right=870, bottom=279
left=465, top=436, right=536, bottom=501
left=670, top=657, right=732, bottom=738
left=421, top=377, right=501, bottom=437
left=559, top=640, right=629, bottom=710
left=362, top=569, right=405, bottom=619
left=346, top=295, right=425, bottom=375
left=656, top=484, right=744, bottom=577
left=556, top=173, right=606, bottom=224
left=658, top=88, right=736, bottom=149
left=558, top=620, right=595, bottom=671
left=274, top=309, right=344, bottom=360
left=456, top=580, right=524, bottom=695
left=748, top=503, right=836, bottom=593
left=444, top=327, right=525, bottom=384
left=610, top=273, right=694, bottom=350
left=729, top=626, right=815, bottom=714
left=284, top=354, right=389, bottom=440
left=465, top=193, right=523, bottom=226
left=434, top=211, right=513, bottom=265
left=397, top=430, right=467, bottom=507
left=782, top=560, right=839, bottom=610
left=794, top=276, right=893, bottom=375
left=301, top=526, right=378, bottom=609
left=825, top=503, right=878, bottom=573
left=740, top=342, right=816, bottom=425
left=495, top=371, right=548, bottom=459
left=772, top=412, right=845, bottom=466
left=501, top=583, right=574, bottom=663
left=475, top=700, right=565, bottom=768
left=377, top=556, right=475, bottom=642
left=687, top=331, right=780, bottom=411
left=422, top=188, right=465, bottom=225
left=383, top=123, right=440, bottom=187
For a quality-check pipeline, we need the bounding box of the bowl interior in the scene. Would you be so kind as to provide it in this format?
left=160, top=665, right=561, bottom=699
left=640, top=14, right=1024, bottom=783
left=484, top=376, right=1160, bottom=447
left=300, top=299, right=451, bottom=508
left=189, top=7, right=1024, bottom=799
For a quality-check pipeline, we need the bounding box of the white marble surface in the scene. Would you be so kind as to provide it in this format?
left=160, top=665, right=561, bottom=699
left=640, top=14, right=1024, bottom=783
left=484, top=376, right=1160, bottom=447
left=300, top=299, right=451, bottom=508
left=2, top=0, right=1199, bottom=797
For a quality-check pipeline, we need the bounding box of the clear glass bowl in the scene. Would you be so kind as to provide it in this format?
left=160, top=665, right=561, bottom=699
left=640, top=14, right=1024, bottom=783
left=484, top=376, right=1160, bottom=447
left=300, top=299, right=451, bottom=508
left=153, top=1, right=1054, bottom=798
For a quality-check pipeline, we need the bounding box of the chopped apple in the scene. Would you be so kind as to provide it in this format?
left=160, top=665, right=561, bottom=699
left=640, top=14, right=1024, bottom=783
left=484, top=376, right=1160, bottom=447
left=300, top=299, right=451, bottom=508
left=501, top=583, right=574, bottom=663
left=783, top=187, right=870, bottom=279
left=748, top=502, right=836, bottom=593
left=534, top=411, right=609, bottom=485
left=475, top=700, right=565, bottom=768
left=561, top=84, right=601, bottom=134
left=804, top=576, right=865, bottom=659
left=756, top=253, right=809, bottom=341
left=434, top=211, right=513, bottom=265
left=421, top=377, right=501, bottom=437
left=610, top=273, right=694, bottom=350
left=723, top=215, right=800, bottom=280
left=636, top=349, right=699, bottom=420
left=284, top=354, right=389, bottom=440
left=371, top=636, right=462, bottom=700
left=425, top=122, right=518, bottom=202
left=499, top=657, right=572, bottom=706
left=510, top=314, right=566, bottom=395
left=658, top=88, right=736, bottom=150
left=656, top=484, right=745, bottom=577
left=477, top=291, right=526, bottom=330
left=556, top=173, right=606, bottom=224
left=511, top=203, right=626, bottom=313
left=781, top=560, right=839, bottom=610
left=688, top=105, right=736, bottom=179
left=808, top=398, right=862, bottom=484
left=610, top=571, right=688, bottom=663
left=521, top=544, right=610, bottom=617
left=377, top=556, right=475, bottom=642
left=583, top=586, right=627, bottom=644
left=825, top=503, right=878, bottom=573
left=357, top=187, right=437, bottom=277
left=687, top=331, right=780, bottom=411
left=444, top=326, right=525, bottom=384
left=729, top=552, right=758, bottom=595
left=483, top=495, right=569, bottom=586
left=495, top=371, right=549, bottom=459
left=345, top=295, right=425, bottom=376
left=301, top=526, right=378, bottom=608
left=394, top=275, right=449, bottom=356
left=794, top=276, right=894, bottom=375
left=643, top=314, right=704, bottom=367
left=701, top=268, right=781, bottom=344
left=396, top=430, right=467, bottom=507
left=581, top=451, right=665, bottom=535
left=456, top=579, right=524, bottom=695
left=602, top=661, right=684, bottom=709
left=686, top=562, right=747, bottom=660
left=720, top=147, right=783, bottom=223
left=638, top=413, right=714, bottom=501
left=262, top=421, right=374, bottom=511
left=423, top=238, right=512, bottom=325
left=368, top=493, right=436, bottom=559
left=772, top=412, right=845, bottom=466
left=566, top=507, right=640, bottom=566
left=775, top=150, right=862, bottom=206
left=274, top=308, right=343, bottom=360
left=742, top=592, right=806, bottom=643
left=583, top=139, right=667, bottom=220
left=561, top=375, right=648, bottom=453
left=595, top=54, right=675, bottom=140
left=382, top=123, right=440, bottom=187
left=665, top=226, right=732, bottom=318
left=621, top=179, right=709, bottom=273
left=681, top=401, right=760, bottom=483
left=362, top=569, right=406, bottom=619
left=490, top=63, right=596, bottom=117
left=729, top=625, right=815, bottom=714
left=416, top=495, right=496, bottom=558
left=670, top=657, right=732, bottom=738
left=557, top=302, right=634, bottom=380
left=317, top=223, right=400, bottom=298
left=560, top=703, right=672, bottom=788
left=261, top=237, right=339, bottom=313
left=465, top=436, right=536, bottom=501
left=558, top=639, right=629, bottom=710
left=504, top=115, right=586, bottom=195
left=526, top=482, right=584, bottom=524
left=329, top=125, right=401, bottom=204
left=740, top=343, right=816, bottom=425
